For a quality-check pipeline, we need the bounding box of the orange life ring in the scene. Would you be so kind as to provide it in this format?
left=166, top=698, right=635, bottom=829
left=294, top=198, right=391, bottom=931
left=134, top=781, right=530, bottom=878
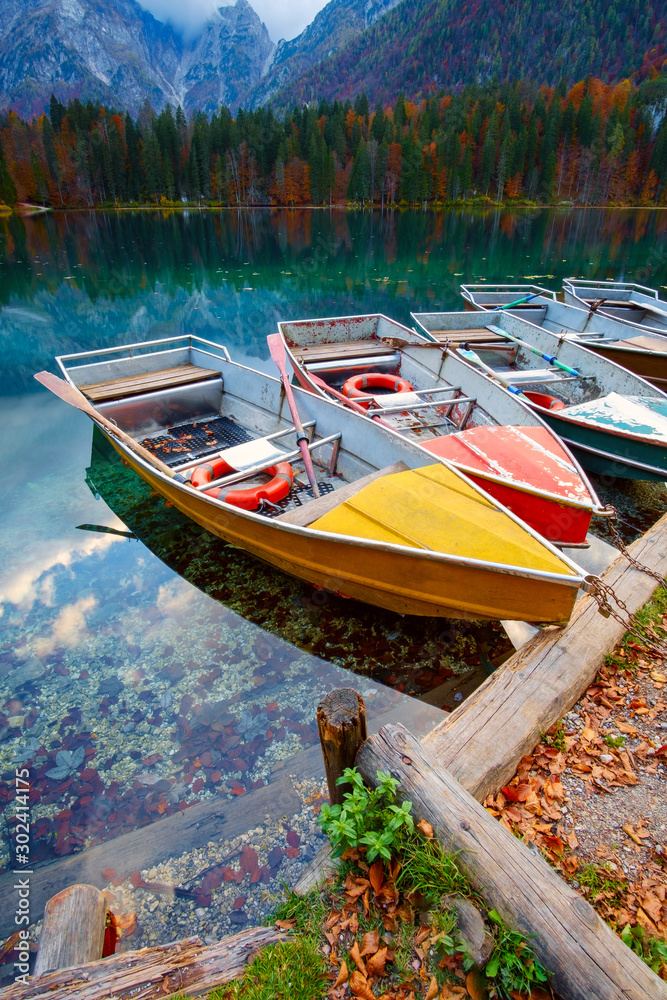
left=191, top=460, right=294, bottom=511
left=522, top=391, right=567, bottom=412
left=341, top=372, right=414, bottom=409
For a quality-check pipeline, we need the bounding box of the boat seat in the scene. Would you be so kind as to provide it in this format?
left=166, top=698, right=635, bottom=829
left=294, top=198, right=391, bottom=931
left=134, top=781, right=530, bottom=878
left=80, top=364, right=222, bottom=402
left=212, top=436, right=290, bottom=472
left=293, top=339, right=396, bottom=364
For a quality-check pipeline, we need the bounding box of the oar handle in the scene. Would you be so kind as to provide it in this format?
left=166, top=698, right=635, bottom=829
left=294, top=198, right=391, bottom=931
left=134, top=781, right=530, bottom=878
left=499, top=292, right=538, bottom=310
left=34, top=371, right=175, bottom=478
left=487, top=325, right=581, bottom=377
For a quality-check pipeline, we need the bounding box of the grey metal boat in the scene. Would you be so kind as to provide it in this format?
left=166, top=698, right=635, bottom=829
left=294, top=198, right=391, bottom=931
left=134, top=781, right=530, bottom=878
left=460, top=282, right=667, bottom=390
left=412, top=308, right=667, bottom=482
left=563, top=279, right=667, bottom=334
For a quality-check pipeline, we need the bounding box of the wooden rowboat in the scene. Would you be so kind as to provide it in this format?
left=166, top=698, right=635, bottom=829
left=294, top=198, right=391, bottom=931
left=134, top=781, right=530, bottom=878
left=412, top=309, right=667, bottom=482
left=563, top=279, right=667, bottom=334
left=461, top=282, right=667, bottom=390
left=278, top=313, right=608, bottom=547
left=43, top=335, right=590, bottom=623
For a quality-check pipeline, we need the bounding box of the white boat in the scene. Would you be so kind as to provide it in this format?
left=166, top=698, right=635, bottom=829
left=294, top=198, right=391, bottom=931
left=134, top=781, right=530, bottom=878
left=411, top=308, right=667, bottom=482
left=563, top=279, right=667, bottom=334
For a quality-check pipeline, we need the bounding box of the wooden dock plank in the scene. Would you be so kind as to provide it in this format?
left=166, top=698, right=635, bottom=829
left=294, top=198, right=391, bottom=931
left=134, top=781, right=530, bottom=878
left=421, top=511, right=667, bottom=800
left=0, top=927, right=285, bottom=1000
left=80, top=365, right=221, bottom=402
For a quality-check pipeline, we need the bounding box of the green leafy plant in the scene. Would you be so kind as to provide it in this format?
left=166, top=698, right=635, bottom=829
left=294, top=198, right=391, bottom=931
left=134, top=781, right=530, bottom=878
left=603, top=733, right=626, bottom=748
left=540, top=723, right=566, bottom=751
left=318, top=767, right=414, bottom=860
left=620, top=923, right=667, bottom=976
left=484, top=909, right=550, bottom=998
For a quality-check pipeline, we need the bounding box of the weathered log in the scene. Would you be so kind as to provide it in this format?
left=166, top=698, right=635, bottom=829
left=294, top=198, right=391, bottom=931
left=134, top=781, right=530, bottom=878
left=0, top=927, right=284, bottom=1000
left=317, top=688, right=367, bottom=804
left=422, top=514, right=667, bottom=801
left=34, top=885, right=107, bottom=976
left=356, top=724, right=667, bottom=1000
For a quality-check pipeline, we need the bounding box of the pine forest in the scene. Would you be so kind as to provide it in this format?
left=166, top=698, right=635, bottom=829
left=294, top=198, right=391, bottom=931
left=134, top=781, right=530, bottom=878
left=1, top=73, right=667, bottom=210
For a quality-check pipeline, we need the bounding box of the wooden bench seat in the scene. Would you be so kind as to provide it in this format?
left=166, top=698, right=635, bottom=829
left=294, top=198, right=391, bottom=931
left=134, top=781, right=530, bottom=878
left=80, top=364, right=222, bottom=402
left=292, top=339, right=397, bottom=364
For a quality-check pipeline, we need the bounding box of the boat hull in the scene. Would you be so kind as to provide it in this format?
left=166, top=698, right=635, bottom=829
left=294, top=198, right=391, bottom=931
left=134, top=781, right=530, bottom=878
left=110, top=435, right=580, bottom=623
left=534, top=410, right=667, bottom=481
left=579, top=342, right=667, bottom=391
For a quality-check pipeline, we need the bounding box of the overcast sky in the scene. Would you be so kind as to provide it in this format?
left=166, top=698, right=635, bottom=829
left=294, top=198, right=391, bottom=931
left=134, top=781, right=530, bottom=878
left=141, top=0, right=328, bottom=42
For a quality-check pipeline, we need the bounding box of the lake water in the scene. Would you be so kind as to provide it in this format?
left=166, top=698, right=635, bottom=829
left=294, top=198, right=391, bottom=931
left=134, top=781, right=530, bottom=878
left=1, top=207, right=666, bottom=962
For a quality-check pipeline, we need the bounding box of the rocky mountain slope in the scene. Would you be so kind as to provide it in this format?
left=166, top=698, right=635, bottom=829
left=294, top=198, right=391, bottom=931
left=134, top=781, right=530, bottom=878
left=267, top=0, right=667, bottom=110
left=0, top=0, right=274, bottom=117
left=245, top=0, right=403, bottom=108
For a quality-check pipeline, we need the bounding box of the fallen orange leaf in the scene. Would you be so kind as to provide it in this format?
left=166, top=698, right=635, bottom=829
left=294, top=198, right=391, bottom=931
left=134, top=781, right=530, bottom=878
left=275, top=919, right=296, bottom=931
left=350, top=940, right=368, bottom=976
left=367, top=946, right=388, bottom=977
left=359, top=929, right=380, bottom=957
left=417, top=819, right=435, bottom=838
left=116, top=912, right=137, bottom=938
left=333, top=960, right=349, bottom=988
left=369, top=860, right=384, bottom=893
left=466, top=967, right=490, bottom=999
left=349, top=970, right=375, bottom=999
left=424, top=975, right=439, bottom=1000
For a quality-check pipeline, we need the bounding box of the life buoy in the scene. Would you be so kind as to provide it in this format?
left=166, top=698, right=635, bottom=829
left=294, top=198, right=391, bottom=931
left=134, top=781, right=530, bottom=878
left=522, top=391, right=567, bottom=412
left=191, top=460, right=294, bottom=510
left=341, top=372, right=414, bottom=409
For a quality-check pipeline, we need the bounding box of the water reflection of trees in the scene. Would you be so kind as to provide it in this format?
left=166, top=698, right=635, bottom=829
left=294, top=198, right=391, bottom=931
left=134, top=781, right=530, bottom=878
left=1, top=208, right=666, bottom=391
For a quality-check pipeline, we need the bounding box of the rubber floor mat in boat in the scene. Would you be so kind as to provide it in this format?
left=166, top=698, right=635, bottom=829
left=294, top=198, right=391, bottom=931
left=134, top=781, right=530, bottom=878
left=261, top=480, right=335, bottom=518
left=141, top=416, right=253, bottom=467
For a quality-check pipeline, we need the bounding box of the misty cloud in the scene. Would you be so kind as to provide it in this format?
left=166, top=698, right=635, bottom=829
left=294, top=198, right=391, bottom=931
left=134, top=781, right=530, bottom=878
left=140, top=0, right=328, bottom=41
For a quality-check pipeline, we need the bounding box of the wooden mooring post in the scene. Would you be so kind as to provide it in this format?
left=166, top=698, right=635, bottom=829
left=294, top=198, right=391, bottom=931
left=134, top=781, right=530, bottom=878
left=34, top=885, right=107, bottom=976
left=317, top=687, right=367, bottom=804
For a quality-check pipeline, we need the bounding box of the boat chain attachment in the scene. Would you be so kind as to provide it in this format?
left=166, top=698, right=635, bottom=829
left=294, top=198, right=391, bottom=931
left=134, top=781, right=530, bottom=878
left=587, top=505, right=667, bottom=655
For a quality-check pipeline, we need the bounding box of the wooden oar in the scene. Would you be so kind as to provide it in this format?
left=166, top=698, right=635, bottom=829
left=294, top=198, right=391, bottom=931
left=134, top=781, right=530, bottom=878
left=266, top=335, right=320, bottom=498
left=456, top=348, right=525, bottom=396
left=486, top=325, right=582, bottom=377
left=34, top=371, right=175, bottom=478
left=498, top=292, right=539, bottom=309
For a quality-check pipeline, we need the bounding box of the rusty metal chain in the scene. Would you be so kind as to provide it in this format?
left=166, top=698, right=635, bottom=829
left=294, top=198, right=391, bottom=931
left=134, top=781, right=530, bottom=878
left=589, top=573, right=667, bottom=657
left=600, top=506, right=666, bottom=588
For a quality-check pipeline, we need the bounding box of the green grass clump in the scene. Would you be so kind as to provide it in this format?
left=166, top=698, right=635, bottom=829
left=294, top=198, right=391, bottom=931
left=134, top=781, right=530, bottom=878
left=578, top=863, right=627, bottom=905
left=395, top=833, right=469, bottom=902
left=213, top=937, right=329, bottom=1000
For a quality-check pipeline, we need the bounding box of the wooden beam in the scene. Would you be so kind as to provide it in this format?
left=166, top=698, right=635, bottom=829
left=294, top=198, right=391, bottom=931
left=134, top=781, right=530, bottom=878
left=421, top=513, right=667, bottom=800
left=317, top=689, right=367, bottom=804
left=356, top=724, right=667, bottom=1000
left=34, top=885, right=107, bottom=976
left=275, top=461, right=408, bottom=526
left=1, top=927, right=284, bottom=1000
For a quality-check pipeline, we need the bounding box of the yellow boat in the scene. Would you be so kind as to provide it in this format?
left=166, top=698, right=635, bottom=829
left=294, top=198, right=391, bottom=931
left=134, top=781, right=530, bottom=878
left=45, top=335, right=592, bottom=623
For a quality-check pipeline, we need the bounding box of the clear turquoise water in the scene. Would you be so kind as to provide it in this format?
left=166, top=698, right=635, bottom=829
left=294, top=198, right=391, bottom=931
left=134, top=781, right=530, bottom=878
left=0, top=207, right=666, bottom=956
